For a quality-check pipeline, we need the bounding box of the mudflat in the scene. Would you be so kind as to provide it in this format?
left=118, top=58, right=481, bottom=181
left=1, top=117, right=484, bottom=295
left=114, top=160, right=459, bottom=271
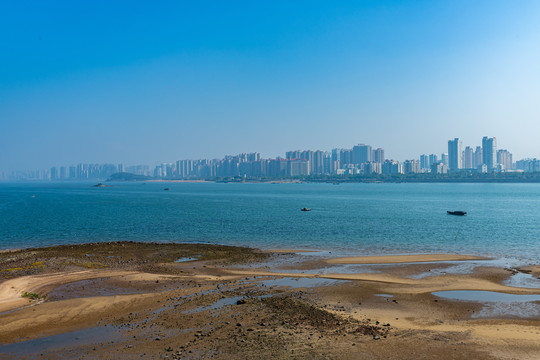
left=1, top=242, right=540, bottom=360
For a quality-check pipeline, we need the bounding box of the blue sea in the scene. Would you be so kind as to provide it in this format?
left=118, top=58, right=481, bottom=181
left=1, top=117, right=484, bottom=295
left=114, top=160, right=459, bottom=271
left=1, top=182, right=539, bottom=264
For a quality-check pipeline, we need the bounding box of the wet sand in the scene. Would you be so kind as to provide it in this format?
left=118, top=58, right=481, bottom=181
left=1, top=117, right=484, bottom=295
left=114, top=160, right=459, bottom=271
left=1, top=242, right=540, bottom=359
left=325, top=254, right=486, bottom=264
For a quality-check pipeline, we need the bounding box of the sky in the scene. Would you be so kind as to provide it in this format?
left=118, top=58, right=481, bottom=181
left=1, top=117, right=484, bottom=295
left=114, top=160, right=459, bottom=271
left=1, top=0, right=540, bottom=172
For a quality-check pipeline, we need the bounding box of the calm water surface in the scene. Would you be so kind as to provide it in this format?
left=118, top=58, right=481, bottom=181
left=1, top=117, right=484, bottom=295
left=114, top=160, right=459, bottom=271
left=0, top=182, right=539, bottom=263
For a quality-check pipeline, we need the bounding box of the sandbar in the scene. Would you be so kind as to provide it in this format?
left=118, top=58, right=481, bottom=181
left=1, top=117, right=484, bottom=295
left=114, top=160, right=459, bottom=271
left=326, top=253, right=486, bottom=264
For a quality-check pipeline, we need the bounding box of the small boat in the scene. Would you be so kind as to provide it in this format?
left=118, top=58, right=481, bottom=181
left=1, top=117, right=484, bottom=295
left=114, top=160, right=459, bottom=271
left=164, top=188, right=170, bottom=191
left=447, top=210, right=467, bottom=216
left=300, top=208, right=312, bottom=212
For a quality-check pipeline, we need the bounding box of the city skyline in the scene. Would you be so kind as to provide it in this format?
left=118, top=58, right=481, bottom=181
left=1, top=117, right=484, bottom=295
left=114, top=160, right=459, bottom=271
left=4, top=134, right=540, bottom=181
left=0, top=133, right=529, bottom=174
left=2, top=2, right=540, bottom=172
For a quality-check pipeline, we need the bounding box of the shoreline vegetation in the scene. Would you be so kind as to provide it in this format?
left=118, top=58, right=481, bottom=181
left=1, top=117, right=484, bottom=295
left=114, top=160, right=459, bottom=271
left=1, top=242, right=540, bottom=359
left=107, top=171, right=540, bottom=184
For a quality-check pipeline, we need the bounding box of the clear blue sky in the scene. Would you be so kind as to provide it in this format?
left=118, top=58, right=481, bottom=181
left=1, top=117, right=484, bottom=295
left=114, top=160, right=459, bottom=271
left=1, top=1, right=540, bottom=171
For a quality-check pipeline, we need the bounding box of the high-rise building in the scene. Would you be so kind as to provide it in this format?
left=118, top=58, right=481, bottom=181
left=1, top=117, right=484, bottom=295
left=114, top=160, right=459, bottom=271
left=59, top=166, right=68, bottom=180
left=420, top=154, right=429, bottom=170
left=269, top=158, right=288, bottom=177
left=323, top=153, right=331, bottom=174
left=312, top=150, right=324, bottom=174
left=330, top=149, right=342, bottom=172
left=50, top=167, right=58, bottom=180
left=482, top=136, right=497, bottom=171
left=463, top=146, right=473, bottom=169
left=372, top=148, right=385, bottom=163
left=497, top=149, right=512, bottom=171
left=473, top=146, right=482, bottom=169
left=515, top=158, right=540, bottom=172
left=352, top=144, right=372, bottom=164
left=363, top=161, right=381, bottom=174
left=403, top=160, right=421, bottom=174
left=448, top=138, right=462, bottom=171
left=300, top=150, right=313, bottom=162
left=431, top=162, right=449, bottom=174
left=178, top=160, right=194, bottom=177
left=288, top=159, right=310, bottom=176
left=331, top=149, right=340, bottom=163
left=441, top=153, right=449, bottom=166
left=247, top=153, right=261, bottom=162
left=286, top=150, right=301, bottom=160
left=428, top=154, right=438, bottom=169
left=382, top=160, right=403, bottom=175
left=340, top=149, right=353, bottom=165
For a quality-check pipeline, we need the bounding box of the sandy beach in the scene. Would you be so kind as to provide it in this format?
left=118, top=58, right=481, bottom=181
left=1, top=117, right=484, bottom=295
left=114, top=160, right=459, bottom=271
left=1, top=242, right=540, bottom=359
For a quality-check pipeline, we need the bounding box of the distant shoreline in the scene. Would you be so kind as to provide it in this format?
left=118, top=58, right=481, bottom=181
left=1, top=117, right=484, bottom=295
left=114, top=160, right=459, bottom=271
left=4, top=174, right=540, bottom=184
left=110, top=177, right=540, bottom=184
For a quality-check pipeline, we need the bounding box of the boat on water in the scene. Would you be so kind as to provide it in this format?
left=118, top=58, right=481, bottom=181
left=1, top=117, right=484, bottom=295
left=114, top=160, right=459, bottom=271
left=300, top=208, right=312, bottom=212
left=447, top=210, right=467, bottom=216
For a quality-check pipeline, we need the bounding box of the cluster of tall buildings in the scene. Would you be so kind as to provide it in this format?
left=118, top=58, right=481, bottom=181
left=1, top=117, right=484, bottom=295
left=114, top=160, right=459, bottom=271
left=2, top=136, right=539, bottom=181
left=154, top=138, right=536, bottom=178
left=152, top=144, right=390, bottom=179
left=421, top=136, right=540, bottom=174
left=2, top=163, right=129, bottom=181
left=446, top=136, right=501, bottom=172
left=444, top=136, right=523, bottom=173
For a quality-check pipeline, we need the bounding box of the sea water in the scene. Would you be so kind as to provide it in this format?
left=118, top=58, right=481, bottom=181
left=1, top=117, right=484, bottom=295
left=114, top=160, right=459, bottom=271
left=0, top=182, right=539, bottom=264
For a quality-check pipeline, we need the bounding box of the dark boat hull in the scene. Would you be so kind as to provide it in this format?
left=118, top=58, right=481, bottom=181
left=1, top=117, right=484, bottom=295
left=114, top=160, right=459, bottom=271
left=447, top=211, right=467, bottom=216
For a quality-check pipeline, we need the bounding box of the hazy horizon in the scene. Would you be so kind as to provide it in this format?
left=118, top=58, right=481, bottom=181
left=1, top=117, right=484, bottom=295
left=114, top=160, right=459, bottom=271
left=2, top=1, right=540, bottom=172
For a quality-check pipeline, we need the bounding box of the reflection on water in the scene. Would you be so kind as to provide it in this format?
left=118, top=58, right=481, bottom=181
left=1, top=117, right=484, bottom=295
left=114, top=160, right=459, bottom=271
left=0, top=325, right=122, bottom=355
left=503, top=271, right=540, bottom=289
left=433, top=290, right=540, bottom=318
